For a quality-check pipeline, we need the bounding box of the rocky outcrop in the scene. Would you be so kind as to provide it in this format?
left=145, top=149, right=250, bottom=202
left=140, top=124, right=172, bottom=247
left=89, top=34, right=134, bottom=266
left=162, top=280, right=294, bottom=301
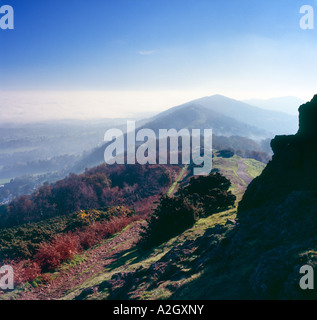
left=239, top=95, right=317, bottom=216
left=231, top=95, right=317, bottom=299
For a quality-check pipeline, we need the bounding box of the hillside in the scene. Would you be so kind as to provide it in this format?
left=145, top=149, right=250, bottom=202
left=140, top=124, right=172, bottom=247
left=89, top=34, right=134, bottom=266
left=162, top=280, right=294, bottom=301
left=71, top=94, right=292, bottom=173
left=0, top=153, right=265, bottom=300
left=3, top=93, right=314, bottom=300
left=137, top=104, right=271, bottom=139
left=0, top=95, right=275, bottom=204
left=2, top=95, right=315, bottom=301
left=0, top=164, right=182, bottom=229
left=150, top=94, right=298, bottom=136
left=173, top=95, right=317, bottom=300
left=72, top=132, right=270, bottom=174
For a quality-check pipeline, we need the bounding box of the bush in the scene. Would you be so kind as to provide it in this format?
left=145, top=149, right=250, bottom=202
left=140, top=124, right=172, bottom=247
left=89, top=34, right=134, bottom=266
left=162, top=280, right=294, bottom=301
left=6, top=259, right=41, bottom=286
left=34, top=233, right=81, bottom=271
left=76, top=209, right=101, bottom=226
left=106, top=206, right=134, bottom=218
left=0, top=211, right=139, bottom=288
left=179, top=172, right=236, bottom=217
left=0, top=205, right=138, bottom=271
left=78, top=215, right=136, bottom=249
left=139, top=195, right=199, bottom=249
left=139, top=172, right=236, bottom=249
left=33, top=215, right=137, bottom=270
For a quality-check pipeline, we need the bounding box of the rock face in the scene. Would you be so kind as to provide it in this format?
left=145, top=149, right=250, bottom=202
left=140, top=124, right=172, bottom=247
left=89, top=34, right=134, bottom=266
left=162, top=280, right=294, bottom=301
left=298, top=95, right=317, bottom=137
left=239, top=94, right=317, bottom=216
left=232, top=95, right=317, bottom=299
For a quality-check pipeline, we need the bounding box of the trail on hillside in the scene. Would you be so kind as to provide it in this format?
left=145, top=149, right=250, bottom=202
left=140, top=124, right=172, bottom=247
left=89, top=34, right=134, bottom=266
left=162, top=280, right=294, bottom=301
left=8, top=160, right=255, bottom=300
left=15, top=221, right=146, bottom=300
left=168, top=165, right=188, bottom=196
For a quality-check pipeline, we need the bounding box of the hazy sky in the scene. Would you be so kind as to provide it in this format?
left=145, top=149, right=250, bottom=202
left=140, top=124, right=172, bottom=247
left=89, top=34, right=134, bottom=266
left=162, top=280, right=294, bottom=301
left=0, top=0, right=317, bottom=122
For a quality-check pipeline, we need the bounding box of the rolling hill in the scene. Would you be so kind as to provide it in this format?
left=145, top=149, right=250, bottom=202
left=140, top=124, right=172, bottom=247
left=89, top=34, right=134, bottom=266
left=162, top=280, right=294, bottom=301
left=150, top=94, right=298, bottom=136
left=72, top=94, right=284, bottom=173
left=2, top=95, right=312, bottom=301
left=138, top=104, right=270, bottom=138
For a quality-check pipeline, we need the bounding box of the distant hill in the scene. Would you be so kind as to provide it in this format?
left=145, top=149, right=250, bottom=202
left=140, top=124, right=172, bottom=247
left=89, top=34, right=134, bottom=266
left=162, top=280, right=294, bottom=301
left=72, top=94, right=284, bottom=172
left=1, top=95, right=312, bottom=301
left=244, top=96, right=305, bottom=116
left=156, top=94, right=298, bottom=135
left=139, top=104, right=270, bottom=138
left=72, top=131, right=270, bottom=174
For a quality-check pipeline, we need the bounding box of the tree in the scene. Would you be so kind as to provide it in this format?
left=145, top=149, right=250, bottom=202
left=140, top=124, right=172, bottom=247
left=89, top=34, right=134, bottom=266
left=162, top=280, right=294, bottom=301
left=179, top=172, right=236, bottom=216
left=139, top=195, right=199, bottom=249
left=139, top=172, right=236, bottom=249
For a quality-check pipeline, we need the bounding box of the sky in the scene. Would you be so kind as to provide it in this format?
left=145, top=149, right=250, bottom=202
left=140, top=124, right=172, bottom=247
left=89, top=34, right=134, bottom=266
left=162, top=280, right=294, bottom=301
left=0, top=0, right=317, bottom=122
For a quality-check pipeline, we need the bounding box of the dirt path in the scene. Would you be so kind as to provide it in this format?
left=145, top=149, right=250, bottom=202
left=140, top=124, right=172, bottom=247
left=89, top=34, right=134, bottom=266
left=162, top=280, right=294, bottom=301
left=168, top=165, right=188, bottom=196
left=9, top=162, right=250, bottom=300
left=15, top=221, right=146, bottom=300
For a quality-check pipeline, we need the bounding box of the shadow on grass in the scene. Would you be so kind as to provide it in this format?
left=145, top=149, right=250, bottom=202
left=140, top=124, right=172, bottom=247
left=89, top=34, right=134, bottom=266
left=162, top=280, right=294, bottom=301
left=103, top=243, right=168, bottom=273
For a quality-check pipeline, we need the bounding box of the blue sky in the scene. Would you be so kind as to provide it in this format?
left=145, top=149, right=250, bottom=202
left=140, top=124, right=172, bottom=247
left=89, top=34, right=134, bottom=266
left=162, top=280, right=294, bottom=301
left=0, top=0, right=316, bottom=121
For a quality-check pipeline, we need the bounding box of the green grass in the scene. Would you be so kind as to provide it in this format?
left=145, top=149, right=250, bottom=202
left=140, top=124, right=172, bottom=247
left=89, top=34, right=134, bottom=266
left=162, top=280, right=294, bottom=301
left=0, top=208, right=122, bottom=262
left=60, top=208, right=236, bottom=300
left=58, top=254, right=88, bottom=272
left=1, top=155, right=267, bottom=300
left=243, top=159, right=266, bottom=178
left=213, top=155, right=245, bottom=199
left=212, top=154, right=265, bottom=202
left=59, top=155, right=266, bottom=300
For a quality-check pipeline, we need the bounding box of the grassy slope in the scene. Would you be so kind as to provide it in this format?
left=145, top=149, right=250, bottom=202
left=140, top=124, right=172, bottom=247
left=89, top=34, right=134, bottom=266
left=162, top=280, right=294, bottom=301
left=62, top=209, right=237, bottom=300
left=213, top=154, right=265, bottom=202
left=1, top=155, right=265, bottom=300
left=60, top=155, right=265, bottom=300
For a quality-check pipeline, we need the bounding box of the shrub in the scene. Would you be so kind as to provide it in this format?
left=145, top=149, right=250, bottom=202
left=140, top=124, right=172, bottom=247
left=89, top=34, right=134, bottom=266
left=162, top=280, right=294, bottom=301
left=139, top=195, right=199, bottom=249
left=0, top=211, right=139, bottom=288
left=179, top=172, right=236, bottom=217
left=106, top=206, right=134, bottom=218
left=6, top=259, right=41, bottom=286
left=139, top=172, right=236, bottom=249
left=34, top=233, right=81, bottom=271
left=76, top=209, right=101, bottom=225
left=77, top=215, right=136, bottom=249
